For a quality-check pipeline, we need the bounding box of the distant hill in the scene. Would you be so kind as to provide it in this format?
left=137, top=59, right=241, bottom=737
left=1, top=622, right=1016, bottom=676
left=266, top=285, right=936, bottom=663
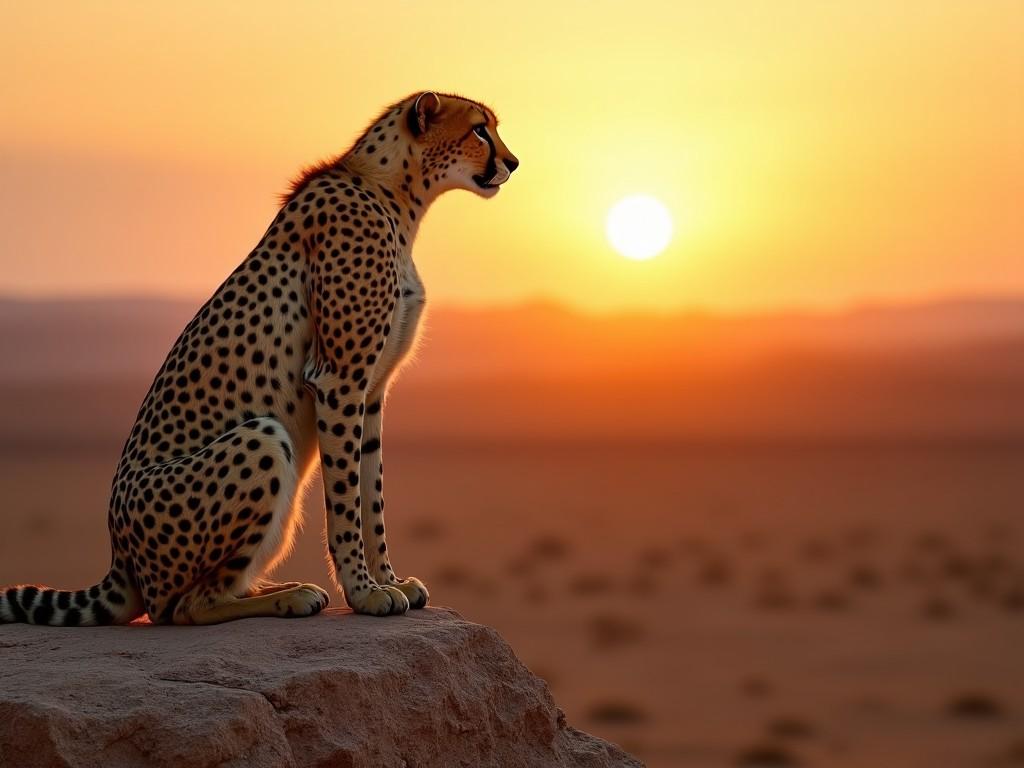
left=2, top=294, right=1024, bottom=380
left=0, top=295, right=1022, bottom=444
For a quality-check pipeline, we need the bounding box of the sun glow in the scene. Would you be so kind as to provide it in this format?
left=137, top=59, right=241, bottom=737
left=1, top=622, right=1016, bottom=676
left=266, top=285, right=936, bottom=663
left=0, top=4, right=1021, bottom=311
left=606, top=195, right=674, bottom=261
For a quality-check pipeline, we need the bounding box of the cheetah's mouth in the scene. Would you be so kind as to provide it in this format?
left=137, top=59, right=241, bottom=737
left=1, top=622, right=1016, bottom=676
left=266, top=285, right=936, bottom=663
left=472, top=174, right=505, bottom=190
left=472, top=131, right=507, bottom=190
left=473, top=162, right=510, bottom=190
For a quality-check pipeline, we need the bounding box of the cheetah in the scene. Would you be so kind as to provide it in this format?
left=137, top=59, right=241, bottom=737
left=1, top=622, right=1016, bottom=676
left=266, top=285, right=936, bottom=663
left=0, top=92, right=518, bottom=625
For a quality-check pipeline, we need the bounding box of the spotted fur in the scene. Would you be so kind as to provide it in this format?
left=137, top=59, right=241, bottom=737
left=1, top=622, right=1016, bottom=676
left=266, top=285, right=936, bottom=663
left=0, top=92, right=518, bottom=625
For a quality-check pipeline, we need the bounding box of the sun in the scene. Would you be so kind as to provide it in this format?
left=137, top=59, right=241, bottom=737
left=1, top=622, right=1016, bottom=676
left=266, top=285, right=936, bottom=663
left=606, top=195, right=673, bottom=261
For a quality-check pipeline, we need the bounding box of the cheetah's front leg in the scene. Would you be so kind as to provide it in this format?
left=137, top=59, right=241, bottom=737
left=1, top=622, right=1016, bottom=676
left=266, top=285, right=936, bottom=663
left=308, top=370, right=408, bottom=616
left=359, top=395, right=429, bottom=609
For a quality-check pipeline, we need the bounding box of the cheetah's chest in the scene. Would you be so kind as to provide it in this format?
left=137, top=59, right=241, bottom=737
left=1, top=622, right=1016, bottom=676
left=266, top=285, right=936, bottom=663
left=369, top=260, right=425, bottom=394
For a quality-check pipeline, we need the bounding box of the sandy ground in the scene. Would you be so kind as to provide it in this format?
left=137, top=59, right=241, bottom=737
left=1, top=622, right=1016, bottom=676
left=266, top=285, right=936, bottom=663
left=1, top=440, right=1022, bottom=767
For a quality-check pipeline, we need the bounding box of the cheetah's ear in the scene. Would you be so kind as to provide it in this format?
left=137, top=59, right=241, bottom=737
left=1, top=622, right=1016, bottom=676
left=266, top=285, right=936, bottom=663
left=408, top=91, right=442, bottom=137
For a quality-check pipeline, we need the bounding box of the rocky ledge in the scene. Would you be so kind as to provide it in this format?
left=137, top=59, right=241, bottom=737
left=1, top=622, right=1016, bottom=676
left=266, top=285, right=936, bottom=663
left=0, top=606, right=642, bottom=768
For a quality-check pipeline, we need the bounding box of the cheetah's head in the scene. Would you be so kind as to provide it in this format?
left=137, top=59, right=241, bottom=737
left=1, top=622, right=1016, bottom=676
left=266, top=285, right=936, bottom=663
left=408, top=92, right=518, bottom=199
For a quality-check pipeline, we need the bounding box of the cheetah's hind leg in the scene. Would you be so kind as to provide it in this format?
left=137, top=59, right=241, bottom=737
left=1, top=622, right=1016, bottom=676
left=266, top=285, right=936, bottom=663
left=173, top=419, right=327, bottom=623
left=139, top=416, right=327, bottom=625
left=174, top=580, right=329, bottom=624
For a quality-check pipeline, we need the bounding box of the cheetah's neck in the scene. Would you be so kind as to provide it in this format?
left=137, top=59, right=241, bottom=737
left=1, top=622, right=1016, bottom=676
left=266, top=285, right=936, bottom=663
left=338, top=113, right=437, bottom=245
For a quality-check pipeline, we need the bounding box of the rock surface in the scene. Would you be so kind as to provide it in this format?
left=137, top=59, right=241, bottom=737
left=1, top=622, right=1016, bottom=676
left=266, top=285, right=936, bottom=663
left=0, top=606, right=642, bottom=768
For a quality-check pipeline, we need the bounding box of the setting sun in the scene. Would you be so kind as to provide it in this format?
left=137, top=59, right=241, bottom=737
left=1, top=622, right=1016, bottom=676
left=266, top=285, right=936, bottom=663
left=606, top=195, right=673, bottom=261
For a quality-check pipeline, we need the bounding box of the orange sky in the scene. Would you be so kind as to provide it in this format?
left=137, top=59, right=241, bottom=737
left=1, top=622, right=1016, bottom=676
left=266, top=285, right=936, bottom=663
left=0, top=2, right=1021, bottom=312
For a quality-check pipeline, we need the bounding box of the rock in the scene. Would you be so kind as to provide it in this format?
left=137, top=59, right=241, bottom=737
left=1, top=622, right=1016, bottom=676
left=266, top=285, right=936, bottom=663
left=0, top=607, right=643, bottom=768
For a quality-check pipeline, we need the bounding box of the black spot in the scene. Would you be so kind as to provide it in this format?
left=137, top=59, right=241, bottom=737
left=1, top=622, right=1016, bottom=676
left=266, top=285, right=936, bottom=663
left=362, top=438, right=381, bottom=454
left=20, top=585, right=39, bottom=609
left=32, top=604, right=54, bottom=625
left=63, top=608, right=81, bottom=627
left=6, top=589, right=27, bottom=622
left=92, top=602, right=115, bottom=626
left=56, top=591, right=71, bottom=610
left=226, top=556, right=251, bottom=570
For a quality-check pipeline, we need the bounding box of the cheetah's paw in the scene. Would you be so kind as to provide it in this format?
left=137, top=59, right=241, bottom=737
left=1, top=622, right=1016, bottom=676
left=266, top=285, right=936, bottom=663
left=348, top=584, right=410, bottom=617
left=390, top=577, right=430, bottom=609
left=275, top=585, right=330, bottom=618
left=301, top=583, right=331, bottom=606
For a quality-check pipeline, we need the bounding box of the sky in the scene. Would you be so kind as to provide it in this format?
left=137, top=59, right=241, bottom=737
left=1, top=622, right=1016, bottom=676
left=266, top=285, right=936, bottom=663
left=0, top=1, right=1021, bottom=313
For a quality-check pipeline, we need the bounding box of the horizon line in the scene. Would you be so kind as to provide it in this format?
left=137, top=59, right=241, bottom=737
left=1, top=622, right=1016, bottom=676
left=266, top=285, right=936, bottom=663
left=1, top=289, right=1024, bottom=321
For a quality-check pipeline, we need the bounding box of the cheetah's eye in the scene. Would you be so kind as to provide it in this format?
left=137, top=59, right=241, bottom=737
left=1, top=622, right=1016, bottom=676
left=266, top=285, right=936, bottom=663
left=472, top=124, right=489, bottom=141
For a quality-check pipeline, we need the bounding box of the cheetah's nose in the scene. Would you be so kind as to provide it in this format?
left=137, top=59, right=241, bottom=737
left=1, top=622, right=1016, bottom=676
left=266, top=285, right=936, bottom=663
left=503, top=157, right=519, bottom=174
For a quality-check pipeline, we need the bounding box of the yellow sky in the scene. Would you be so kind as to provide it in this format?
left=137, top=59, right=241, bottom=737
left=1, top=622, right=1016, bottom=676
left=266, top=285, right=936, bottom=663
left=0, top=2, right=1021, bottom=312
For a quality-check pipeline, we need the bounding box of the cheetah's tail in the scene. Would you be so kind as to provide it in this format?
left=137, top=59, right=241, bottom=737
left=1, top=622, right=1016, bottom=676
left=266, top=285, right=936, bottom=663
left=0, top=568, right=143, bottom=626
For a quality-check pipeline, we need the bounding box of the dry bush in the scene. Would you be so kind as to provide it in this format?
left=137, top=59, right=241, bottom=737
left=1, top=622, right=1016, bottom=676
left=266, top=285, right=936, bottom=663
left=433, top=564, right=475, bottom=588
left=1002, top=588, right=1024, bottom=613
left=753, top=589, right=798, bottom=611
left=636, top=545, right=674, bottom=568
left=848, top=564, right=883, bottom=590
left=947, top=691, right=1006, bottom=720
left=921, top=595, right=956, bottom=621
left=813, top=589, right=851, bottom=612
left=408, top=517, right=445, bottom=541
left=799, top=537, right=834, bottom=564
left=586, top=699, right=649, bottom=725
left=767, top=716, right=816, bottom=740
left=568, top=572, right=614, bottom=596
left=696, top=557, right=734, bottom=587
left=587, top=613, right=646, bottom=650
left=528, top=533, right=571, bottom=562
left=735, top=742, right=801, bottom=767
left=739, top=676, right=775, bottom=699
